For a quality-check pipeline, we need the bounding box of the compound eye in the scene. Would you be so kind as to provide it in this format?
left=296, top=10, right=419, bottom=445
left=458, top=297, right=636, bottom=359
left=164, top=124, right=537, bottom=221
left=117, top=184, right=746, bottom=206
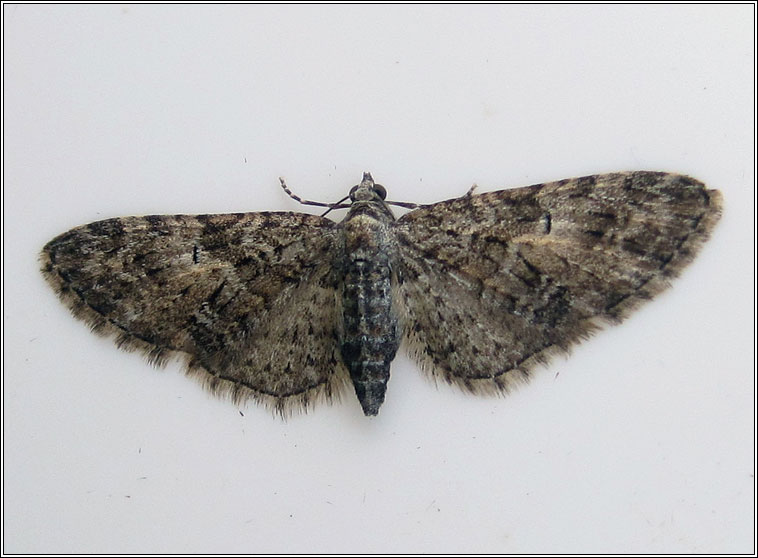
left=373, top=184, right=387, bottom=199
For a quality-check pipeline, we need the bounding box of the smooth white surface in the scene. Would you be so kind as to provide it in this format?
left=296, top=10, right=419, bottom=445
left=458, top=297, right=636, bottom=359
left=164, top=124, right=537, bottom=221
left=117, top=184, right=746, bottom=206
left=3, top=4, right=754, bottom=554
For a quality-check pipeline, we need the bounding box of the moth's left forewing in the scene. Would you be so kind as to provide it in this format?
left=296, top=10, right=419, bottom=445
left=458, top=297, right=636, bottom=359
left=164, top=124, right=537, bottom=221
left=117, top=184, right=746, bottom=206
left=41, top=211, right=351, bottom=415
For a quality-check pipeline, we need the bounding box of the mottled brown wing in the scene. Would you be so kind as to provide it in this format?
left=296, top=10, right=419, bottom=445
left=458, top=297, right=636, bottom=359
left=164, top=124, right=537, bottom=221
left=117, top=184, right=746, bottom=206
left=41, top=211, right=349, bottom=414
left=392, top=172, right=722, bottom=394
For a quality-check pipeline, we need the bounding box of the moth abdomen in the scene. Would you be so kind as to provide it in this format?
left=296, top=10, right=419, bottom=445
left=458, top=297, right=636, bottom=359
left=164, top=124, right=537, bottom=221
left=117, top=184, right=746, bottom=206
left=339, top=255, right=400, bottom=416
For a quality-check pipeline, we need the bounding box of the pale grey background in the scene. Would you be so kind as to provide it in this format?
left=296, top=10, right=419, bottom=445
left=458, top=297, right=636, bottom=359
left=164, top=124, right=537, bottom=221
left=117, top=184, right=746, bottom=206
left=3, top=4, right=754, bottom=554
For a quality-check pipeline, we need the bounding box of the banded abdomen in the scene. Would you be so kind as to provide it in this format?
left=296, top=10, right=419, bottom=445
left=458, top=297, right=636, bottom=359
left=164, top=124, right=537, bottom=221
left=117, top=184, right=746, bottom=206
left=338, top=212, right=400, bottom=416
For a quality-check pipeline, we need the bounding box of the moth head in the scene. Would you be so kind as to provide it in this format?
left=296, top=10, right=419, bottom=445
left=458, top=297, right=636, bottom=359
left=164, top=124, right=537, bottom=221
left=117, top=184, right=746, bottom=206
left=349, top=172, right=387, bottom=202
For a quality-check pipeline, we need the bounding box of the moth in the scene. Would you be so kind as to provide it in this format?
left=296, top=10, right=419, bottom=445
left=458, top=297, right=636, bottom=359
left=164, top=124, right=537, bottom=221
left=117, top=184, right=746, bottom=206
left=41, top=171, right=721, bottom=416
